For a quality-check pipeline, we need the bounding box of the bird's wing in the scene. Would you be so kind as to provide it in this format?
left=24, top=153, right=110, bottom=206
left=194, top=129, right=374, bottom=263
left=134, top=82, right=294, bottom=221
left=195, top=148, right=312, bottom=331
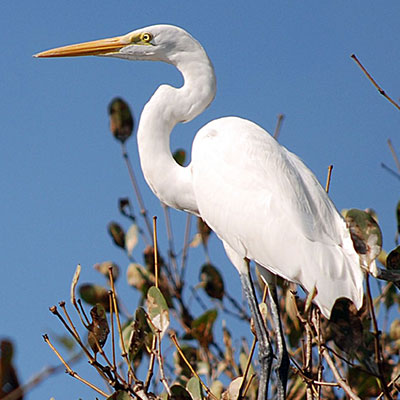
left=191, top=117, right=363, bottom=317
left=192, top=116, right=345, bottom=247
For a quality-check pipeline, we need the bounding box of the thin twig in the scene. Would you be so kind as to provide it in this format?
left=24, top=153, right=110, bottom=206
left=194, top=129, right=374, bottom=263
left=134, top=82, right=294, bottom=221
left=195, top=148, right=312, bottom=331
left=162, top=204, right=179, bottom=280
left=155, top=331, right=171, bottom=395
left=350, top=54, right=400, bottom=111
left=365, top=273, right=392, bottom=399
left=381, top=163, right=400, bottom=181
left=387, top=139, right=400, bottom=172
left=321, top=347, right=361, bottom=400
left=2, top=352, right=83, bottom=400
left=49, top=306, right=89, bottom=358
left=153, top=216, right=159, bottom=288
left=314, top=309, right=323, bottom=400
left=170, top=333, right=218, bottom=400
left=179, top=214, right=192, bottom=282
left=144, top=335, right=157, bottom=391
left=121, top=142, right=152, bottom=242
left=273, top=114, right=285, bottom=140
left=43, top=334, right=108, bottom=397
left=243, top=374, right=256, bottom=397
left=77, top=299, right=91, bottom=326
left=59, top=301, right=81, bottom=338
left=108, top=290, right=117, bottom=379
left=376, top=371, right=400, bottom=400
left=325, top=165, right=333, bottom=193
left=108, top=273, right=139, bottom=384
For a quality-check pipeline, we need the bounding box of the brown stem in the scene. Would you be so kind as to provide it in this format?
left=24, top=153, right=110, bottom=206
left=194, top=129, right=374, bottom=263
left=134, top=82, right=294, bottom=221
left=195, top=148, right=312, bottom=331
left=43, top=334, right=108, bottom=397
left=152, top=216, right=159, bottom=289
left=325, top=165, right=333, bottom=193
left=351, top=54, right=400, bottom=111
left=108, top=273, right=139, bottom=384
left=170, top=333, right=218, bottom=400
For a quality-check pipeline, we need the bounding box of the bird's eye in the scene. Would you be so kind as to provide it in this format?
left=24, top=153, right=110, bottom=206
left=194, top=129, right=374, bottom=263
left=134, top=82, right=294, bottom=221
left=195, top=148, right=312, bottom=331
left=141, top=33, right=153, bottom=42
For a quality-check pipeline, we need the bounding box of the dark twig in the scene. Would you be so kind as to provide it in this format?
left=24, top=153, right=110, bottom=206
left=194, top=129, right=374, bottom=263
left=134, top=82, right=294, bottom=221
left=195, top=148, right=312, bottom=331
left=162, top=204, right=179, bottom=280
left=108, top=270, right=139, bottom=384
left=365, top=273, right=392, bottom=399
left=351, top=54, right=400, bottom=111
left=121, top=142, right=152, bottom=243
left=381, top=163, right=400, bottom=181
left=273, top=114, right=285, bottom=140
left=321, top=347, right=362, bottom=400
left=179, top=214, right=192, bottom=283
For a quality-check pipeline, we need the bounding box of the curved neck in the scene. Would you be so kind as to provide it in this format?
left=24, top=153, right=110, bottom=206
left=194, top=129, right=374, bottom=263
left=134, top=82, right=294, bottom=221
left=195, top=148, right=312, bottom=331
left=137, top=48, right=216, bottom=214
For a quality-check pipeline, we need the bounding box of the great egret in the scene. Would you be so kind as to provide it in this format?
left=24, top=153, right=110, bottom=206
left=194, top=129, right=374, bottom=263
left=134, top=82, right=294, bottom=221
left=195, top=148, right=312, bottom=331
left=36, top=25, right=368, bottom=399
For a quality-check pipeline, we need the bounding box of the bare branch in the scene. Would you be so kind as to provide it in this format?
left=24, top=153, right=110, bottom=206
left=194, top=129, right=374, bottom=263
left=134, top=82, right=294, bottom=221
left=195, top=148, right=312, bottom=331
left=351, top=54, right=400, bottom=111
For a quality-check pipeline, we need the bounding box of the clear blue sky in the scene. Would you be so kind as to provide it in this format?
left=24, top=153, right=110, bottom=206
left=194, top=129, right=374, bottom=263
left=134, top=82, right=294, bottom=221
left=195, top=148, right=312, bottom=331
left=1, top=1, right=400, bottom=398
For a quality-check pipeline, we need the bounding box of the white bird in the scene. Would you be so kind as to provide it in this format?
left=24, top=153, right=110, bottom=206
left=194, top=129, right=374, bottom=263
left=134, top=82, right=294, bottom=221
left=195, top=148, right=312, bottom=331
left=35, top=25, right=366, bottom=399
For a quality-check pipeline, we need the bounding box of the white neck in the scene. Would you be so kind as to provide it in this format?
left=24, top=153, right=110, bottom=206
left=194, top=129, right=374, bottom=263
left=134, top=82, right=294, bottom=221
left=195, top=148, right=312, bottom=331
left=137, top=46, right=216, bottom=214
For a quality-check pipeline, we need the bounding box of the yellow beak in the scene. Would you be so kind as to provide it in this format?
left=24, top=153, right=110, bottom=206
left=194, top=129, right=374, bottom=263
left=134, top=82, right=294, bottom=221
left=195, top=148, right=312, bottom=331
left=34, top=35, right=128, bottom=58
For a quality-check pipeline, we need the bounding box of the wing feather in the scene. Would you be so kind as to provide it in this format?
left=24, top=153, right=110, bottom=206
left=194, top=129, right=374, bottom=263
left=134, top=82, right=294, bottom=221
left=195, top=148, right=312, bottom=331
left=191, top=116, right=363, bottom=317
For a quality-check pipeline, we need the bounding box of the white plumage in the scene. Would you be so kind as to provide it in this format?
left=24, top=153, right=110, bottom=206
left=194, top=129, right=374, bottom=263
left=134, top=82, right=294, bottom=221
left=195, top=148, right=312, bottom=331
left=35, top=24, right=366, bottom=399
left=192, top=116, right=364, bottom=318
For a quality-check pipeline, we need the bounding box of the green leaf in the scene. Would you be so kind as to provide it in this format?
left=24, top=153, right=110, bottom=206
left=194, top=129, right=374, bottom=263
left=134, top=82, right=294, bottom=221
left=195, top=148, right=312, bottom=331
left=200, top=264, right=224, bottom=300
left=173, top=149, right=186, bottom=166
left=79, top=284, right=110, bottom=311
left=108, top=97, right=134, bottom=143
left=107, top=222, right=125, bottom=249
left=121, top=308, right=154, bottom=361
left=344, top=208, right=382, bottom=269
left=186, top=377, right=203, bottom=400
left=147, top=286, right=170, bottom=338
left=169, top=385, right=192, bottom=400
left=191, top=309, right=217, bottom=348
left=386, top=246, right=400, bottom=270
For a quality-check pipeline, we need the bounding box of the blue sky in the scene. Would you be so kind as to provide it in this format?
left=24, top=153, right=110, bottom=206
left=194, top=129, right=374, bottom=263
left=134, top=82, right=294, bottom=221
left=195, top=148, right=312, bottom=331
left=2, top=1, right=400, bottom=398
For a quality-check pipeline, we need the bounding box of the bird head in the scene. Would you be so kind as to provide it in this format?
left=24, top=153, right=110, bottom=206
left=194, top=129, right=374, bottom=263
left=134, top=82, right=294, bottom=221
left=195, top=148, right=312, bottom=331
left=34, top=24, right=203, bottom=65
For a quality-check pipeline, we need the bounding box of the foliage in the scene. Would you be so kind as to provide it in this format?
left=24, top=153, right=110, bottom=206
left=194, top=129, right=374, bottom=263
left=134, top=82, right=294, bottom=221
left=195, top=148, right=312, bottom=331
left=3, top=97, right=400, bottom=400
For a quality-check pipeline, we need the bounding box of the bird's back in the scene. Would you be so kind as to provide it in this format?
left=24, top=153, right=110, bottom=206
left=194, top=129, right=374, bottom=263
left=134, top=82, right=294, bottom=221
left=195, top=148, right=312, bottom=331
left=191, top=116, right=364, bottom=318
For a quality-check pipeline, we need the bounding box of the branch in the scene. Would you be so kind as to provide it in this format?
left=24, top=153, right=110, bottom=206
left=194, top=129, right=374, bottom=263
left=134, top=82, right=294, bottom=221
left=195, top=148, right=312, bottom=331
left=42, top=334, right=108, bottom=397
left=351, top=54, right=400, bottom=111
left=321, top=347, right=362, bottom=400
